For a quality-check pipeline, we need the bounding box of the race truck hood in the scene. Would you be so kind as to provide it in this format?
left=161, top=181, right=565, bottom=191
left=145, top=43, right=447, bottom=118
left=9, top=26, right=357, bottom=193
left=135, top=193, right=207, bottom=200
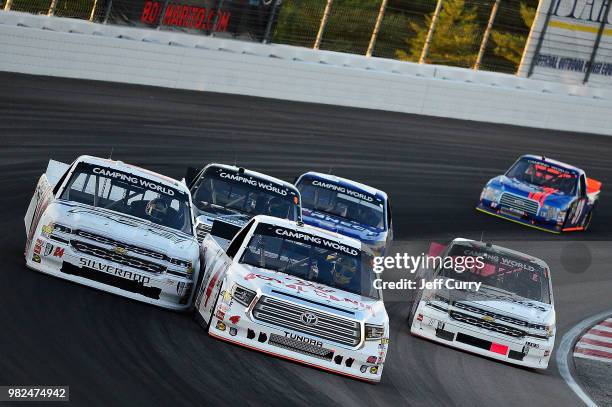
left=301, top=208, right=386, bottom=243
left=442, top=286, right=554, bottom=324
left=52, top=201, right=198, bottom=257
left=234, top=263, right=386, bottom=322
left=491, top=176, right=574, bottom=208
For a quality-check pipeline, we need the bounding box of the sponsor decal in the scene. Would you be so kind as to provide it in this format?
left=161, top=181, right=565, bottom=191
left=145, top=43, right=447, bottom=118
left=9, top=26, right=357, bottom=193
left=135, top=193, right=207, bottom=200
left=258, top=224, right=359, bottom=256
left=33, top=239, right=43, bottom=255
left=78, top=258, right=151, bottom=285
left=92, top=166, right=176, bottom=197
left=229, top=315, right=240, bottom=325
left=217, top=170, right=288, bottom=196
left=32, top=254, right=41, bottom=263
left=216, top=303, right=229, bottom=321
left=311, top=179, right=376, bottom=203
left=43, top=243, right=54, bottom=257
left=284, top=332, right=323, bottom=347
left=244, top=272, right=373, bottom=311
left=41, top=224, right=53, bottom=236
left=482, top=315, right=496, bottom=323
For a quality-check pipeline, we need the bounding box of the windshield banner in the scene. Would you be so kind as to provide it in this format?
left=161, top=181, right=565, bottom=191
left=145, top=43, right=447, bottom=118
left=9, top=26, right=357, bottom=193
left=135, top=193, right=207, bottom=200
left=76, top=162, right=185, bottom=198
left=310, top=179, right=381, bottom=204
left=255, top=223, right=359, bottom=257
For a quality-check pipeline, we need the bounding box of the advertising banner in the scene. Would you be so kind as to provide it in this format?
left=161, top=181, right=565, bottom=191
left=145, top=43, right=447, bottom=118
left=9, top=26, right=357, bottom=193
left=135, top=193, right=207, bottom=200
left=109, top=0, right=280, bottom=42
left=518, top=0, right=612, bottom=87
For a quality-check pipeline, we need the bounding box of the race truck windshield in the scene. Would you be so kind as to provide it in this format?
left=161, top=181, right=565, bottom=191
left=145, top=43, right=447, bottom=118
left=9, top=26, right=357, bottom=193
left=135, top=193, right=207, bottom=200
left=193, top=168, right=300, bottom=221
left=240, top=223, right=380, bottom=299
left=297, top=178, right=385, bottom=230
left=60, top=162, right=193, bottom=234
left=439, top=243, right=551, bottom=304
left=506, top=158, right=578, bottom=195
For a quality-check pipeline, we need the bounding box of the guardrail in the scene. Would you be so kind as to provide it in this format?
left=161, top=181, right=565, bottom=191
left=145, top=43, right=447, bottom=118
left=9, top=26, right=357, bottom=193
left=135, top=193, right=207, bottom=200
left=0, top=11, right=610, bottom=135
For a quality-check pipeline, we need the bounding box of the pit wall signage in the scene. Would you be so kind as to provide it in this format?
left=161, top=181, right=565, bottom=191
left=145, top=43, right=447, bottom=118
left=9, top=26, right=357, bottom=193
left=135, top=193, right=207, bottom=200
left=518, top=0, right=612, bottom=86
left=141, top=1, right=231, bottom=32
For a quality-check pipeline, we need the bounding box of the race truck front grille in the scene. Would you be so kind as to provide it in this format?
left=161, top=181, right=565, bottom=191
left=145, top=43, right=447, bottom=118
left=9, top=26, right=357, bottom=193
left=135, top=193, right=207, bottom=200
left=453, top=302, right=529, bottom=327
left=74, top=230, right=166, bottom=260
left=268, top=333, right=335, bottom=361
left=252, top=296, right=361, bottom=347
left=70, top=240, right=167, bottom=274
left=499, top=193, right=539, bottom=216
left=450, top=311, right=526, bottom=338
left=196, top=223, right=212, bottom=243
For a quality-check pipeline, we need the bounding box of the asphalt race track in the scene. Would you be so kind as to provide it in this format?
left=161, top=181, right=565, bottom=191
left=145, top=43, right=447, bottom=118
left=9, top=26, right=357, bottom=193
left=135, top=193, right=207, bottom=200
left=1, top=72, right=611, bottom=406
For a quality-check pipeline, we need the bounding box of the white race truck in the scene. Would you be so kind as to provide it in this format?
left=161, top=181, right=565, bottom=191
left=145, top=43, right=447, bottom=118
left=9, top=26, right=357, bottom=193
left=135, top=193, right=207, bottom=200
left=194, top=215, right=389, bottom=382
left=408, top=238, right=556, bottom=369
left=24, top=155, right=200, bottom=310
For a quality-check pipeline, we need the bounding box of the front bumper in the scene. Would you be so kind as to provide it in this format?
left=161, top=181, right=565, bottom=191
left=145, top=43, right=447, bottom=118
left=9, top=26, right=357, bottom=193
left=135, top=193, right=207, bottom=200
left=476, top=201, right=562, bottom=234
left=25, top=235, right=195, bottom=311
left=410, top=304, right=553, bottom=369
left=202, top=289, right=388, bottom=383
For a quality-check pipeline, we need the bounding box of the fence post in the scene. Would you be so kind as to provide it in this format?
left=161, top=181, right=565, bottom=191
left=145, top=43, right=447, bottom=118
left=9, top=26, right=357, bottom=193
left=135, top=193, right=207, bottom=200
left=420, top=0, right=443, bottom=64
left=525, top=0, right=556, bottom=77
left=263, top=0, right=282, bottom=44
left=47, top=0, right=58, bottom=16
left=210, top=0, right=225, bottom=36
left=474, top=0, right=501, bottom=70
left=366, top=0, right=388, bottom=57
left=3, top=0, right=12, bottom=11
left=157, top=0, right=171, bottom=29
left=89, top=0, right=99, bottom=21
left=583, top=0, right=611, bottom=83
left=314, top=0, right=333, bottom=50
left=103, top=0, right=113, bottom=23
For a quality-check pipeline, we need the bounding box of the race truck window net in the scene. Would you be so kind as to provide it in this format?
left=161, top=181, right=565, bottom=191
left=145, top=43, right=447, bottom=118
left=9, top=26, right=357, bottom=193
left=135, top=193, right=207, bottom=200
left=193, top=169, right=300, bottom=221
left=439, top=243, right=551, bottom=304
left=240, top=224, right=380, bottom=299
left=60, top=162, right=193, bottom=234
left=297, top=179, right=385, bottom=230
left=505, top=158, right=578, bottom=195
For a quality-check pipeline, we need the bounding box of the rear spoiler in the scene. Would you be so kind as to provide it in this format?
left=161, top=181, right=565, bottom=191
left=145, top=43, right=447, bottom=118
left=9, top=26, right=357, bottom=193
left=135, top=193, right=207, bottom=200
left=586, top=177, right=602, bottom=195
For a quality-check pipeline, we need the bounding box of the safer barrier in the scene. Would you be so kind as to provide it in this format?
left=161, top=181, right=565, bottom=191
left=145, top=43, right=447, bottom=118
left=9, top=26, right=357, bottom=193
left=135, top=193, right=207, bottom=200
left=0, top=11, right=610, bottom=135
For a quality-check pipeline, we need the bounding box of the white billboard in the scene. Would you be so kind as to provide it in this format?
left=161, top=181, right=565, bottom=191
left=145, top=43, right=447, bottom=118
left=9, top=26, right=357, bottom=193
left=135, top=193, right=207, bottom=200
left=518, top=0, right=612, bottom=87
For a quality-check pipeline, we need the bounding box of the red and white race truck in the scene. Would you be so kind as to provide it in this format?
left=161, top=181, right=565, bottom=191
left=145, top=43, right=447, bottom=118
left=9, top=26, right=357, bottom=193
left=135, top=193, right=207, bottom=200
left=194, top=215, right=389, bottom=382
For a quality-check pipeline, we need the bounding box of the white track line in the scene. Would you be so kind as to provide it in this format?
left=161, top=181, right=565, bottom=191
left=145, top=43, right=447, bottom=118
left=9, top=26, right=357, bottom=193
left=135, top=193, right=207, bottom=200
left=557, top=310, right=612, bottom=407
left=582, top=333, right=612, bottom=344
left=590, top=325, right=612, bottom=333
